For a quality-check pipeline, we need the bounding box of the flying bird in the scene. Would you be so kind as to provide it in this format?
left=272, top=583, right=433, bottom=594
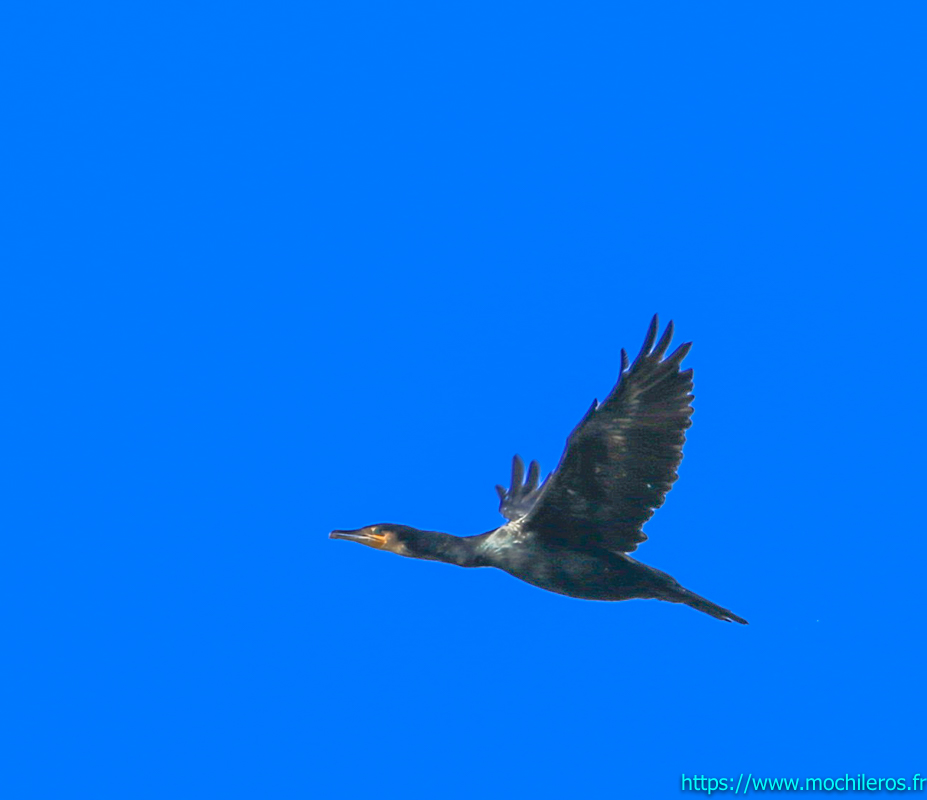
left=331, top=316, right=747, bottom=624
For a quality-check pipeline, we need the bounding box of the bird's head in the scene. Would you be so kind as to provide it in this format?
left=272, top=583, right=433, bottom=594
left=329, top=524, right=426, bottom=558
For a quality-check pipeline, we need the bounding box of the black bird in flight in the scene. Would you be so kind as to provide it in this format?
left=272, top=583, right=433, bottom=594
left=331, top=316, right=747, bottom=624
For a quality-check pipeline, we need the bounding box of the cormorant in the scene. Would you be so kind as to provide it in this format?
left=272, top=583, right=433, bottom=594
left=331, top=316, right=747, bottom=624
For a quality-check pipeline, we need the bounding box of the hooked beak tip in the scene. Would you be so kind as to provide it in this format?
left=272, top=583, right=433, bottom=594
left=329, top=527, right=390, bottom=549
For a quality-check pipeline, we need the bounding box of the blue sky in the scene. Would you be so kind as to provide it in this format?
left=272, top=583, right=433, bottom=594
left=3, top=1, right=925, bottom=797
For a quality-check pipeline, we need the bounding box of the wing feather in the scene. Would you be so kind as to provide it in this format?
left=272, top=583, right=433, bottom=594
left=496, top=455, right=546, bottom=521
left=523, top=315, right=694, bottom=553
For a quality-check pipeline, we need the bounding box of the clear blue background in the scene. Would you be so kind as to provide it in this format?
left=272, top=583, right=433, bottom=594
left=3, top=2, right=925, bottom=797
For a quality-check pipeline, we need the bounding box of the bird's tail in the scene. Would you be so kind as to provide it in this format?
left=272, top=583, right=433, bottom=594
left=665, top=586, right=748, bottom=625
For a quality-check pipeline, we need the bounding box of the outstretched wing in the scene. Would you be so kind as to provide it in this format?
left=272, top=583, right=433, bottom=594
left=495, top=455, right=545, bottom=521
left=523, top=315, right=694, bottom=553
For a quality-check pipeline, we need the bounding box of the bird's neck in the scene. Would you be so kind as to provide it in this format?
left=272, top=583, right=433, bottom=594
left=412, top=530, right=491, bottom=568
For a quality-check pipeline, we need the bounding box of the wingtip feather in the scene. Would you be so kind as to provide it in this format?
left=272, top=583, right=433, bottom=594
left=652, top=319, right=674, bottom=360
left=667, top=341, right=692, bottom=367
left=511, top=454, right=524, bottom=490
left=634, top=315, right=659, bottom=365
left=526, top=460, right=540, bottom=491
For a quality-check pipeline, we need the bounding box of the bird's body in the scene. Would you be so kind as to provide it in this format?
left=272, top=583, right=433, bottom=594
left=479, top=525, right=671, bottom=602
left=331, top=316, right=747, bottom=624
